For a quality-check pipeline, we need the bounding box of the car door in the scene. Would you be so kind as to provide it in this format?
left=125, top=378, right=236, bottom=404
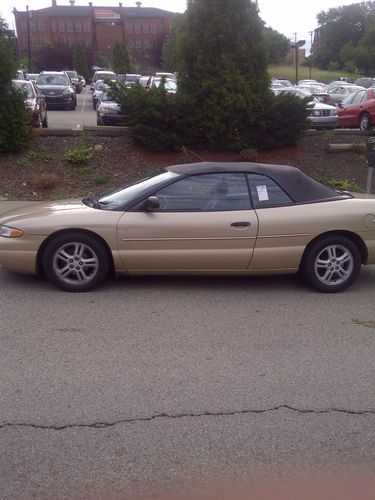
left=246, top=173, right=308, bottom=271
left=340, top=90, right=366, bottom=126
left=116, top=173, right=259, bottom=272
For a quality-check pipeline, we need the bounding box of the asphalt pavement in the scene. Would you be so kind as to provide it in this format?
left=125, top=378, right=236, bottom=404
left=47, top=86, right=97, bottom=130
left=1, top=266, right=375, bottom=498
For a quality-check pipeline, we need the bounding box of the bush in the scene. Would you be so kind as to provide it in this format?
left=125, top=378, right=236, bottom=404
left=0, top=41, right=30, bottom=154
left=64, top=146, right=93, bottom=164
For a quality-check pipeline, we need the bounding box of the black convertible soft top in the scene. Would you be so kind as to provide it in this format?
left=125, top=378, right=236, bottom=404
left=167, top=162, right=349, bottom=203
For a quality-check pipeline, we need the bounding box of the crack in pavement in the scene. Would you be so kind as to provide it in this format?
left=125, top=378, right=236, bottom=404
left=1, top=405, right=374, bottom=431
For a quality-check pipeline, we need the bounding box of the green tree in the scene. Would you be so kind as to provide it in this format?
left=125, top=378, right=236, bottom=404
left=263, top=27, right=290, bottom=64
left=73, top=42, right=90, bottom=80
left=0, top=18, right=30, bottom=153
left=313, top=1, right=375, bottom=69
left=112, top=40, right=131, bottom=74
left=174, top=0, right=272, bottom=150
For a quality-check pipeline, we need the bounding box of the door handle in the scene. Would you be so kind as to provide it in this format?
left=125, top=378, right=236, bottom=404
left=230, top=221, right=251, bottom=228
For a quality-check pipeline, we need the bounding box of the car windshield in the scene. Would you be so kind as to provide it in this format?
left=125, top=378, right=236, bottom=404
left=66, top=71, right=78, bottom=79
left=13, top=81, right=34, bottom=99
left=36, top=74, right=69, bottom=85
left=153, top=79, right=177, bottom=90
left=95, top=73, right=117, bottom=81
left=94, top=171, right=178, bottom=209
left=100, top=92, right=116, bottom=102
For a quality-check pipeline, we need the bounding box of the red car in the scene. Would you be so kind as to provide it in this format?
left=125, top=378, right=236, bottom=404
left=337, top=87, right=375, bottom=130
left=13, top=79, right=48, bottom=128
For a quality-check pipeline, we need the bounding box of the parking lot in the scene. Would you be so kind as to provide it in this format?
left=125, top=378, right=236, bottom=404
left=1, top=267, right=375, bottom=498
left=47, top=86, right=97, bottom=129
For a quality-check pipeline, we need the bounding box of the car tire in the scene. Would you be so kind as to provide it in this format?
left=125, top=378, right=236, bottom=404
left=359, top=112, right=371, bottom=131
left=42, top=232, right=110, bottom=292
left=301, top=235, right=361, bottom=293
left=42, top=113, right=48, bottom=128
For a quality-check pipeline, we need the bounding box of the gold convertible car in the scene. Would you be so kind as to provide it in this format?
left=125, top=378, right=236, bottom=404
left=1, top=162, right=375, bottom=292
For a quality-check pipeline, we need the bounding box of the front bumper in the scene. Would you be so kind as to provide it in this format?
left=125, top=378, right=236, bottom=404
left=43, top=94, right=75, bottom=108
left=307, top=115, right=338, bottom=129
left=98, top=114, right=127, bottom=125
left=0, top=234, right=46, bottom=274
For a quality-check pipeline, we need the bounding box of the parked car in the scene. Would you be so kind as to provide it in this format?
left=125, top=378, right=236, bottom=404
left=139, top=75, right=151, bottom=88
left=327, top=84, right=365, bottom=105
left=96, top=91, right=127, bottom=125
left=307, top=99, right=338, bottom=129
left=25, top=73, right=39, bottom=83
left=1, top=162, right=374, bottom=293
left=353, top=77, right=375, bottom=88
left=90, top=71, right=118, bottom=90
left=16, top=69, right=25, bottom=80
left=92, top=80, right=110, bottom=109
left=13, top=79, right=48, bottom=128
left=148, top=76, right=177, bottom=93
left=337, top=88, right=375, bottom=130
left=65, top=70, right=82, bottom=93
left=35, top=71, right=76, bottom=110
left=123, top=73, right=142, bottom=86
left=155, top=72, right=177, bottom=81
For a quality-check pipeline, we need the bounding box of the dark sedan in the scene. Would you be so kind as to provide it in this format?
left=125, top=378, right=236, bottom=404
left=96, top=92, right=127, bottom=126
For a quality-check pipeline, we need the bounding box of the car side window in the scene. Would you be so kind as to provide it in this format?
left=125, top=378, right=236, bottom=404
left=247, top=174, right=293, bottom=208
left=153, top=173, right=251, bottom=211
left=351, top=90, right=366, bottom=104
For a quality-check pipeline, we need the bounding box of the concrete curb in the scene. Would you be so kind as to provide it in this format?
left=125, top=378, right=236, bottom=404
left=38, top=126, right=129, bottom=137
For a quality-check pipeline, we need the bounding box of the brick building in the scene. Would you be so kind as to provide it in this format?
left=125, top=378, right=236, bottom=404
left=13, top=0, right=176, bottom=71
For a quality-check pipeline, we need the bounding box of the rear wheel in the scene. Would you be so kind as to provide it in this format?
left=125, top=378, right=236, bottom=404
left=42, top=232, right=110, bottom=292
left=359, top=112, right=371, bottom=131
left=301, top=235, right=361, bottom=292
left=42, top=113, right=48, bottom=128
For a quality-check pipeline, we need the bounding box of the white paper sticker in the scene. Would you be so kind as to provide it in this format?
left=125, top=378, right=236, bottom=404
left=256, top=185, right=269, bottom=201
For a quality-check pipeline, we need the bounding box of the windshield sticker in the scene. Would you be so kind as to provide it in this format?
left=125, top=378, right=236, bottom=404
left=256, top=185, right=269, bottom=201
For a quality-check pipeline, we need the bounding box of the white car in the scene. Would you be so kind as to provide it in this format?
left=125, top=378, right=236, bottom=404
left=307, top=100, right=338, bottom=130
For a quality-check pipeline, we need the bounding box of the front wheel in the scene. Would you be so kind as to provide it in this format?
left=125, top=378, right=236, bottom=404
left=359, top=112, right=371, bottom=131
left=301, top=236, right=361, bottom=292
left=42, top=232, right=110, bottom=292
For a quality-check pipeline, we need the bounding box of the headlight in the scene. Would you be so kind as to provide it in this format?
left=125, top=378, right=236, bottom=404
left=0, top=225, right=23, bottom=238
left=63, top=88, right=74, bottom=95
left=99, top=107, right=117, bottom=115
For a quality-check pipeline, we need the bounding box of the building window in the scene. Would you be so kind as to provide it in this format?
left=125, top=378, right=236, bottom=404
left=38, top=20, right=45, bottom=31
left=151, top=23, right=156, bottom=33
left=23, top=37, right=28, bottom=48
left=83, top=21, right=90, bottom=32
left=144, top=38, right=151, bottom=49
left=159, top=24, right=164, bottom=33
left=30, top=20, right=37, bottom=32
left=126, top=23, right=132, bottom=33
left=68, top=38, right=75, bottom=48
left=127, top=39, right=134, bottom=48
left=59, top=21, right=65, bottom=32
left=135, top=23, right=140, bottom=33
left=31, top=36, right=37, bottom=47
left=75, top=21, right=81, bottom=32
left=51, top=20, right=57, bottom=32
left=143, top=24, right=148, bottom=33
left=67, top=20, right=73, bottom=32
left=21, top=21, right=27, bottom=31
left=40, top=37, right=46, bottom=47
left=135, top=37, right=141, bottom=48
left=84, top=39, right=91, bottom=48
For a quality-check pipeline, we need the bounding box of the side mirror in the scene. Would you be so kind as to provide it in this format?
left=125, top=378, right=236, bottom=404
left=338, top=101, right=343, bottom=108
left=141, top=195, right=160, bottom=211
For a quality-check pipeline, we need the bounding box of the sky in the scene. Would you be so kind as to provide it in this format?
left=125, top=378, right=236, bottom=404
left=1, top=0, right=366, bottom=44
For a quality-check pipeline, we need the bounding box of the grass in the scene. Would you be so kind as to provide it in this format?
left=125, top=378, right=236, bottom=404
left=93, top=175, right=110, bottom=185
left=268, top=64, right=358, bottom=84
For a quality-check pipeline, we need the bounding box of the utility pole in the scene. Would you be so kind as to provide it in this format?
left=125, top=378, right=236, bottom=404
left=309, top=30, right=314, bottom=79
left=26, top=5, right=32, bottom=72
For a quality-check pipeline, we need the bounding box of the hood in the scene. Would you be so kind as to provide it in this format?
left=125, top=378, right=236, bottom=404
left=0, top=199, right=87, bottom=225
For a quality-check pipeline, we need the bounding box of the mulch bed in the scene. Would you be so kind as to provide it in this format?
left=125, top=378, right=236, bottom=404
left=0, top=131, right=370, bottom=201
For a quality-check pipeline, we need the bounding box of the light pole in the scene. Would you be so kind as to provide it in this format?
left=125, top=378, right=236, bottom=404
left=290, top=39, right=305, bottom=84
left=309, top=30, right=314, bottom=79
left=26, top=5, right=32, bottom=72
